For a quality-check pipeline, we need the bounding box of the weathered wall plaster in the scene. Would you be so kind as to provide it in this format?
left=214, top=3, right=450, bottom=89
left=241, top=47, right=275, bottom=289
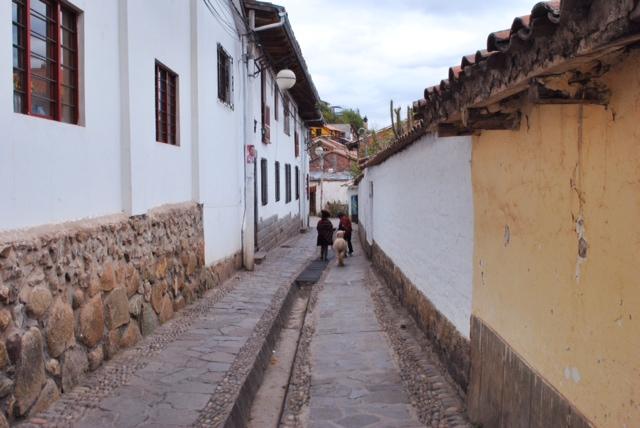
left=471, top=50, right=640, bottom=427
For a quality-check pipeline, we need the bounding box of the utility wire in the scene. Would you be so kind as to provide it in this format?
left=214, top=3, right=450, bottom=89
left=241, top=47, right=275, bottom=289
left=206, top=1, right=237, bottom=37
left=202, top=0, right=240, bottom=39
left=212, top=0, right=235, bottom=23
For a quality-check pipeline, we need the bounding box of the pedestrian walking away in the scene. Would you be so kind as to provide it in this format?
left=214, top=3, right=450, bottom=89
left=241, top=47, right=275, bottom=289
left=337, top=212, right=353, bottom=255
left=316, top=210, right=334, bottom=261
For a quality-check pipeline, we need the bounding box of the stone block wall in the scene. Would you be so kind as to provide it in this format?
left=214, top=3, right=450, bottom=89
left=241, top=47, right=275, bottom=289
left=371, top=242, right=470, bottom=391
left=256, top=214, right=300, bottom=252
left=0, top=203, right=241, bottom=424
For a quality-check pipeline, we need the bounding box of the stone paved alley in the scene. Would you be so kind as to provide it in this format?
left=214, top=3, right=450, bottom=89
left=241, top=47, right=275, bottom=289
left=20, top=223, right=468, bottom=427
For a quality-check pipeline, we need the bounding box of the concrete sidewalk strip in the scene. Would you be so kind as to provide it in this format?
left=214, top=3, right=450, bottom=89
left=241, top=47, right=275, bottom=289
left=21, top=231, right=316, bottom=428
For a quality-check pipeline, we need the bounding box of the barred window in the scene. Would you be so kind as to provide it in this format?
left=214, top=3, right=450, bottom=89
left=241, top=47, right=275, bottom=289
left=13, top=0, right=79, bottom=123
left=217, top=44, right=233, bottom=106
left=155, top=61, right=178, bottom=145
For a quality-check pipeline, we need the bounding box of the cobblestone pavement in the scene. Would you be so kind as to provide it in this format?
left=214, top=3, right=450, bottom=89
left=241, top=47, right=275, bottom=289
left=21, top=231, right=316, bottom=428
left=307, top=245, right=424, bottom=428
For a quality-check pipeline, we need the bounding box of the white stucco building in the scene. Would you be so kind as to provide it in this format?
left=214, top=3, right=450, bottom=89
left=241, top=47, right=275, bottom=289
left=2, top=0, right=321, bottom=266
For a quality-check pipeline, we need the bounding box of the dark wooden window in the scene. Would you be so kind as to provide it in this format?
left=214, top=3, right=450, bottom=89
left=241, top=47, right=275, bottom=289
left=274, top=87, right=279, bottom=121
left=261, top=158, right=268, bottom=206
left=275, top=161, right=280, bottom=202
left=295, top=166, right=300, bottom=200
left=155, top=61, right=178, bottom=145
left=283, top=96, right=290, bottom=136
left=285, top=164, right=292, bottom=203
left=261, top=72, right=270, bottom=143
left=13, top=0, right=79, bottom=123
left=217, top=44, right=232, bottom=105
left=294, top=131, right=299, bottom=157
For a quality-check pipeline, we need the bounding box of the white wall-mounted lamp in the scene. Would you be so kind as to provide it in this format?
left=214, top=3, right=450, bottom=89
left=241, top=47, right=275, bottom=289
left=276, top=69, right=296, bottom=90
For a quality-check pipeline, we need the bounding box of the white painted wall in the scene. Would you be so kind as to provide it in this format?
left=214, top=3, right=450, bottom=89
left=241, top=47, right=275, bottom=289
left=358, top=134, right=474, bottom=337
left=254, top=71, right=309, bottom=225
left=0, top=0, right=311, bottom=264
left=0, top=0, right=122, bottom=230
left=193, top=1, right=244, bottom=264
left=311, top=179, right=350, bottom=213
left=125, top=0, right=194, bottom=215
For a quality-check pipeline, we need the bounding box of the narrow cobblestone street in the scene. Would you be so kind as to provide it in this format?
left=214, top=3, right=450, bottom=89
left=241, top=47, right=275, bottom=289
left=306, top=247, right=422, bottom=427
left=21, top=223, right=468, bottom=428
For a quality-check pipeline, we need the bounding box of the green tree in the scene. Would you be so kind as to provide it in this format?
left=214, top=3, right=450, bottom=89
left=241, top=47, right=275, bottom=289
left=319, top=100, right=365, bottom=130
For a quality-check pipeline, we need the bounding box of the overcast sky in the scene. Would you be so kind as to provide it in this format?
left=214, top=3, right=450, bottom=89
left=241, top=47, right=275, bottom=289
left=277, top=0, right=536, bottom=129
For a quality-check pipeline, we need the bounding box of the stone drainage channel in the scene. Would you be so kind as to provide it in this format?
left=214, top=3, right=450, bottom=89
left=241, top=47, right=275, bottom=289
left=244, top=257, right=330, bottom=428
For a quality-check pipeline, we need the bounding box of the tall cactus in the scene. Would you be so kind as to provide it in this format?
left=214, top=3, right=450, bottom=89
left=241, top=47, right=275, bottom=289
left=390, top=100, right=398, bottom=139
left=407, top=106, right=413, bottom=131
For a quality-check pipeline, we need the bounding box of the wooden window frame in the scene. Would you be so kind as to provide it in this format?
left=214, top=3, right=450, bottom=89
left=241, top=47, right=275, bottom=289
left=261, top=72, right=270, bottom=144
left=285, top=164, right=292, bottom=203
left=283, top=96, right=290, bottom=136
left=294, top=131, right=299, bottom=157
left=261, top=158, right=268, bottom=206
left=274, top=87, right=279, bottom=121
left=217, top=43, right=233, bottom=107
left=275, top=161, right=280, bottom=202
left=155, top=60, right=179, bottom=145
left=13, top=0, right=79, bottom=124
left=295, top=166, right=300, bottom=200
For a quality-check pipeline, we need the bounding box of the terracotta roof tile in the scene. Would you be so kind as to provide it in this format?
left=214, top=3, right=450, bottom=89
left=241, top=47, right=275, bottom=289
left=367, top=0, right=640, bottom=168
left=413, top=0, right=638, bottom=124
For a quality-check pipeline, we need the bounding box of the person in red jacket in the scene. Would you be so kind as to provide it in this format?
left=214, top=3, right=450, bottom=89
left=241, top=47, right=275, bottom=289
left=337, top=212, right=353, bottom=256
left=316, top=210, right=334, bottom=261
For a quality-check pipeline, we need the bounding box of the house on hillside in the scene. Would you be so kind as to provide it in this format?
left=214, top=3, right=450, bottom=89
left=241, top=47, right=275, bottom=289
left=309, top=136, right=358, bottom=216
left=359, top=1, right=640, bottom=427
left=0, top=0, right=321, bottom=422
left=311, top=123, right=355, bottom=143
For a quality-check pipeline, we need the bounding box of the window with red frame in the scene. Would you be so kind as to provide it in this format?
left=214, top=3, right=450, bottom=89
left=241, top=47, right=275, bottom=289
left=13, top=0, right=79, bottom=123
left=155, top=61, right=179, bottom=145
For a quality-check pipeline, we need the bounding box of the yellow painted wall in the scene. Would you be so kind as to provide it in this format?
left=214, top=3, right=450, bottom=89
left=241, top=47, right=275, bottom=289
left=472, top=51, right=640, bottom=427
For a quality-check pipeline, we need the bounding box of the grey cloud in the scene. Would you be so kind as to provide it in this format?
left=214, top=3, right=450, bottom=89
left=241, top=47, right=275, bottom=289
left=279, top=0, right=536, bottom=124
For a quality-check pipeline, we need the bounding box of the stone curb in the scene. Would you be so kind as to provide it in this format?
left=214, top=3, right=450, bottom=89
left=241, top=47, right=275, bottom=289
left=195, top=243, right=315, bottom=427
left=223, top=281, right=301, bottom=427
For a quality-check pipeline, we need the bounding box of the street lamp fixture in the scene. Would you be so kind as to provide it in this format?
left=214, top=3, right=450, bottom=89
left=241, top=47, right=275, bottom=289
left=276, top=69, right=296, bottom=90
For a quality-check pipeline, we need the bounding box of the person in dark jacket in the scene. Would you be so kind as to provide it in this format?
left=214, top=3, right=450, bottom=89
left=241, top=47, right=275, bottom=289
left=337, top=212, right=353, bottom=256
left=316, top=210, right=334, bottom=261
